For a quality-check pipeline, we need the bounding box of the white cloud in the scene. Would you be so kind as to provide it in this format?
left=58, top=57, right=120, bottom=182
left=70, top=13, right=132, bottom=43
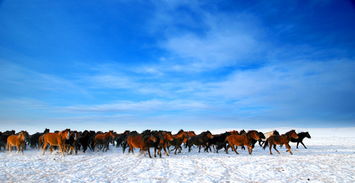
left=63, top=99, right=210, bottom=113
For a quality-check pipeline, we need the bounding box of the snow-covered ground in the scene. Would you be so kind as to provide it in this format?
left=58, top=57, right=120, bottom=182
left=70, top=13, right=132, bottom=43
left=0, top=128, right=354, bottom=183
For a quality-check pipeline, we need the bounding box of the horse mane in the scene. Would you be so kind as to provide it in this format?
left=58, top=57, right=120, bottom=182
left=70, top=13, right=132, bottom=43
left=177, top=129, right=184, bottom=134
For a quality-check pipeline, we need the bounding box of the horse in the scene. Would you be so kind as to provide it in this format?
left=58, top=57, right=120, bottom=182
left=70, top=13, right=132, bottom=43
left=251, top=132, right=265, bottom=148
left=225, top=130, right=261, bottom=155
left=183, top=131, right=196, bottom=148
left=169, top=130, right=188, bottom=154
left=127, top=132, right=158, bottom=158
left=186, top=131, right=214, bottom=153
left=42, top=129, right=71, bottom=155
left=290, top=132, right=311, bottom=149
left=6, top=131, right=29, bottom=153
left=29, top=128, right=49, bottom=149
left=65, top=131, right=79, bottom=154
left=0, top=130, right=16, bottom=151
left=206, top=131, right=233, bottom=153
left=263, top=130, right=299, bottom=155
left=94, top=131, right=116, bottom=152
left=154, top=131, right=174, bottom=157
left=76, top=130, right=92, bottom=153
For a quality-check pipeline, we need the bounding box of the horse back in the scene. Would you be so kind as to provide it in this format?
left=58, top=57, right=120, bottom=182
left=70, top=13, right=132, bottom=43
left=43, top=133, right=61, bottom=145
left=7, top=135, right=21, bottom=146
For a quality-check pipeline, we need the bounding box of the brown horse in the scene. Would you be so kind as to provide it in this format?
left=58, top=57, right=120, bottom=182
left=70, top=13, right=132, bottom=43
left=183, top=131, right=196, bottom=148
left=155, top=131, right=174, bottom=157
left=169, top=130, right=188, bottom=154
left=42, top=129, right=70, bottom=155
left=94, top=131, right=116, bottom=152
left=225, top=130, right=261, bottom=155
left=127, top=133, right=158, bottom=158
left=6, top=131, right=29, bottom=153
left=263, top=130, right=299, bottom=155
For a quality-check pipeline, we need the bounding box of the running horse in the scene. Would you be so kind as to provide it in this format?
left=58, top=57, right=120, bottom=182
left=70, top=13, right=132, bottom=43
left=94, top=131, right=116, bottom=152
left=263, top=130, right=299, bottom=155
left=127, top=132, right=158, bottom=158
left=42, top=129, right=70, bottom=155
left=6, top=131, right=29, bottom=153
left=169, top=130, right=188, bottom=154
left=225, top=130, right=261, bottom=155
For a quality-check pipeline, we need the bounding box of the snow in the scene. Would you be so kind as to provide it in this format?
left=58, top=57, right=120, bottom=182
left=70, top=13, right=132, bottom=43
left=1, top=128, right=355, bottom=183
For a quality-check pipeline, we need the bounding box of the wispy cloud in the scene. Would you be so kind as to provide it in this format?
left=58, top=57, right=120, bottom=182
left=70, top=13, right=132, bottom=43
left=63, top=99, right=210, bottom=113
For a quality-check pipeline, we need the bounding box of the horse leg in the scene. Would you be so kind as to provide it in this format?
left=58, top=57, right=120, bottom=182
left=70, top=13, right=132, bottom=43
left=164, top=146, right=169, bottom=156
left=248, top=146, right=252, bottom=155
left=148, top=148, right=152, bottom=158
left=296, top=142, right=299, bottom=149
left=269, top=144, right=273, bottom=155
left=198, top=145, right=201, bottom=153
left=231, top=145, right=239, bottom=154
left=286, top=143, right=293, bottom=155
left=273, top=145, right=280, bottom=154
left=301, top=141, right=307, bottom=149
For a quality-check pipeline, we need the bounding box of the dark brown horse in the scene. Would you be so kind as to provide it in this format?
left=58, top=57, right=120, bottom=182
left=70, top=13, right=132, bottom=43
left=263, top=130, right=299, bottom=155
left=6, top=131, right=29, bottom=153
left=94, top=131, right=116, bottom=152
left=225, top=130, right=261, bottom=155
left=290, top=132, right=311, bottom=149
left=169, top=130, right=188, bottom=154
left=186, top=131, right=214, bottom=153
left=42, top=129, right=71, bottom=155
left=127, top=133, right=158, bottom=158
left=155, top=131, right=174, bottom=157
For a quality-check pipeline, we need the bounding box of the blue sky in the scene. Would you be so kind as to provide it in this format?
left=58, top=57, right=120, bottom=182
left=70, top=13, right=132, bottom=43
left=0, top=0, right=354, bottom=132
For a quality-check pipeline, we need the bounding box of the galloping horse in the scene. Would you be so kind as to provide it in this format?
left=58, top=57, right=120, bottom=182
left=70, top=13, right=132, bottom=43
left=42, top=129, right=71, bottom=155
left=127, top=132, right=158, bottom=158
left=155, top=131, right=174, bottom=157
left=263, top=130, right=298, bottom=155
left=6, top=131, right=29, bottom=153
left=290, top=132, right=311, bottom=149
left=94, top=131, right=116, bottom=152
left=169, top=130, right=188, bottom=154
left=225, top=130, right=261, bottom=155
left=186, top=131, right=214, bottom=153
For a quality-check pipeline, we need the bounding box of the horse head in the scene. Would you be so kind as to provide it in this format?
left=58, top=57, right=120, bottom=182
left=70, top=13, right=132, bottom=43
left=205, top=131, right=214, bottom=139
left=258, top=132, right=266, bottom=139
left=287, top=130, right=298, bottom=139
left=164, top=132, right=174, bottom=142
left=305, top=132, right=311, bottom=138
left=247, top=130, right=261, bottom=141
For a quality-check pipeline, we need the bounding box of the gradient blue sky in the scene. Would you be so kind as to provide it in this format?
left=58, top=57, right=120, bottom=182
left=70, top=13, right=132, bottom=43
left=0, top=0, right=354, bottom=132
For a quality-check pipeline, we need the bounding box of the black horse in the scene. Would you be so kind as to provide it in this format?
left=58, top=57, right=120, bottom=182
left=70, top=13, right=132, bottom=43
left=205, top=132, right=231, bottom=153
left=0, top=130, right=16, bottom=151
left=290, top=132, right=311, bottom=149
left=186, top=131, right=214, bottom=153
left=29, top=128, right=49, bottom=149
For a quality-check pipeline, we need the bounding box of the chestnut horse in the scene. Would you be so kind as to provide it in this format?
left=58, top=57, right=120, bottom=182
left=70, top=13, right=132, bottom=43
left=263, top=130, right=299, bottom=155
left=94, top=131, right=116, bottom=152
left=225, top=130, right=261, bottom=155
left=127, top=133, right=158, bottom=158
left=6, top=131, right=29, bottom=153
left=42, top=129, right=70, bottom=155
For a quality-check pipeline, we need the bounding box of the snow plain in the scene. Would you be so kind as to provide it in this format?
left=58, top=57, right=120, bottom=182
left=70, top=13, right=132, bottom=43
left=0, top=128, right=354, bottom=183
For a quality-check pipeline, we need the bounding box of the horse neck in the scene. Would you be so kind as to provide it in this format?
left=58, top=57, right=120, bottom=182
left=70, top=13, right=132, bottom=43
left=283, top=133, right=292, bottom=139
left=18, top=133, right=25, bottom=141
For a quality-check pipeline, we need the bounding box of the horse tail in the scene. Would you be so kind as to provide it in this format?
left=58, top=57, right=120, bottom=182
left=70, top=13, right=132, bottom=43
left=263, top=139, right=269, bottom=149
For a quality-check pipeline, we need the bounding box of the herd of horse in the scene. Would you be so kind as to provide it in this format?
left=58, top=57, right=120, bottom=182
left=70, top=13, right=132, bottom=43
left=0, top=129, right=311, bottom=157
